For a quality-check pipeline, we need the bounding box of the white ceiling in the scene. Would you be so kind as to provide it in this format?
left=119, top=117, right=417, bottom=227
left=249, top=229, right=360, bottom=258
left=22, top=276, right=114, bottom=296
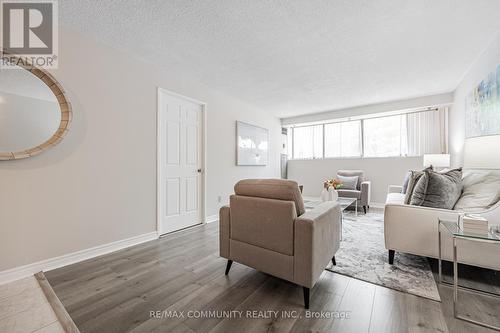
left=60, top=0, right=500, bottom=118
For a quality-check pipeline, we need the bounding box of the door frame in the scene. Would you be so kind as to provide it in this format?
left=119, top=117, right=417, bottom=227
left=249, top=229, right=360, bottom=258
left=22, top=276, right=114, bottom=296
left=156, top=87, right=207, bottom=236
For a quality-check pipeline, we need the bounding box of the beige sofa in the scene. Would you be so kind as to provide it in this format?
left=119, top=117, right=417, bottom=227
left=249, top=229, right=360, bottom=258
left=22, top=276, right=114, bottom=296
left=220, top=179, right=341, bottom=309
left=384, top=183, right=500, bottom=271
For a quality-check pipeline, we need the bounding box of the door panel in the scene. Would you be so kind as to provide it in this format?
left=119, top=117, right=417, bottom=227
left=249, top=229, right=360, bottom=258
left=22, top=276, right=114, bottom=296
left=167, top=122, right=180, bottom=165
left=158, top=90, right=203, bottom=235
left=166, top=178, right=180, bottom=216
left=185, top=177, right=198, bottom=212
left=186, top=125, right=198, bottom=165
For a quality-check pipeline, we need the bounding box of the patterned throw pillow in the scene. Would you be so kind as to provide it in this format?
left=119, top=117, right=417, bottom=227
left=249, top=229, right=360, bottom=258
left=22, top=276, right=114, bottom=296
left=410, top=168, right=463, bottom=209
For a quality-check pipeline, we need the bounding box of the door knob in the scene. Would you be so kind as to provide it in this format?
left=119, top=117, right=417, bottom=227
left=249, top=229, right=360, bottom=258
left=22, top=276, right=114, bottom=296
left=197, top=169, right=202, bottom=173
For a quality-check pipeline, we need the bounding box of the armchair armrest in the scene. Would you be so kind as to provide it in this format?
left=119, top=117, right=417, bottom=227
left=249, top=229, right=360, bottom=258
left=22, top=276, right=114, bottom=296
left=219, top=206, right=230, bottom=259
left=388, top=185, right=403, bottom=194
left=293, top=201, right=341, bottom=288
left=360, top=181, right=371, bottom=206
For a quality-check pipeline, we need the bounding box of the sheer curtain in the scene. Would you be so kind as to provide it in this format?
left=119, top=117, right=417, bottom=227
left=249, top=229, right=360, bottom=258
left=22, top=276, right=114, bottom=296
left=292, top=125, right=323, bottom=159
left=406, top=107, right=448, bottom=156
left=324, top=120, right=362, bottom=158
left=364, top=115, right=407, bottom=157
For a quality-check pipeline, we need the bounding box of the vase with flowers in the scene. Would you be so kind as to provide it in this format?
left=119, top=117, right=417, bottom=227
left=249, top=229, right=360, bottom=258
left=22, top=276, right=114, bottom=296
left=320, top=183, right=329, bottom=202
left=322, top=178, right=343, bottom=202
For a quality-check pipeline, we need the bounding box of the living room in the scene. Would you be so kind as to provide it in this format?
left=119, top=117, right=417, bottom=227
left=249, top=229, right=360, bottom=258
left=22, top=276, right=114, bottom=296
left=1, top=1, right=500, bottom=332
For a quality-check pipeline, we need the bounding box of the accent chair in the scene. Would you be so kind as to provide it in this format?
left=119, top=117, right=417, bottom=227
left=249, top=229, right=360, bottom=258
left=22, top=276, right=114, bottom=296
left=219, top=179, right=341, bottom=309
left=337, top=170, right=372, bottom=213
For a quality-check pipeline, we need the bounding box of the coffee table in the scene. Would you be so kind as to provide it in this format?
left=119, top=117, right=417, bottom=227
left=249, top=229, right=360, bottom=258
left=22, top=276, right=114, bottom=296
left=303, top=196, right=357, bottom=240
left=303, top=196, right=357, bottom=214
left=338, top=197, right=358, bottom=216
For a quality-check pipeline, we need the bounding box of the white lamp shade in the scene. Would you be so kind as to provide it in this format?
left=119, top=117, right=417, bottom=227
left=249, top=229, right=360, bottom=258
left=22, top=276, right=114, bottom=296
left=423, top=154, right=450, bottom=168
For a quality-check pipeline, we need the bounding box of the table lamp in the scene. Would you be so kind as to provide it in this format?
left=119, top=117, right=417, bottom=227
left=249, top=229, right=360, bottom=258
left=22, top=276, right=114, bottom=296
left=423, top=154, right=450, bottom=169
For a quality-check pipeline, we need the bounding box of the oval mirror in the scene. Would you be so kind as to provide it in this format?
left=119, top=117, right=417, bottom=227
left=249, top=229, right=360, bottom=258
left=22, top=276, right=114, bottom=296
left=0, top=57, right=71, bottom=160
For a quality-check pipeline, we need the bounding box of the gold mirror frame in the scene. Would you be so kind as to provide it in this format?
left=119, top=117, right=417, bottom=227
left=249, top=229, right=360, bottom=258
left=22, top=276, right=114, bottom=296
left=0, top=54, right=72, bottom=160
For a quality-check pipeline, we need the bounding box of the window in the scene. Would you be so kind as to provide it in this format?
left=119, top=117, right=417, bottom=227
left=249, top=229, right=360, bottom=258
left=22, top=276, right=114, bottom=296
left=324, top=123, right=341, bottom=158
left=287, top=108, right=447, bottom=160
left=363, top=115, right=407, bottom=157
left=287, top=128, right=293, bottom=156
left=292, top=125, right=323, bottom=159
left=324, top=121, right=361, bottom=158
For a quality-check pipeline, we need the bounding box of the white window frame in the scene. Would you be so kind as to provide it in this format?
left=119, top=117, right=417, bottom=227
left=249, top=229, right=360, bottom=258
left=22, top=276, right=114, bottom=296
left=287, top=108, right=444, bottom=160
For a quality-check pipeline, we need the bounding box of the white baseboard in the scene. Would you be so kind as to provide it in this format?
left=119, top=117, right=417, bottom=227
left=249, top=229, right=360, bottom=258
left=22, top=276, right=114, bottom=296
left=0, top=231, right=158, bottom=286
left=206, top=214, right=219, bottom=223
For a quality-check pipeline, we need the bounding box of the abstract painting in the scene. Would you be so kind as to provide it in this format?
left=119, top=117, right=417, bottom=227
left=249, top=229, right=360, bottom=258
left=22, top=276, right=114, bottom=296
left=465, top=64, right=500, bottom=138
left=236, top=121, right=269, bottom=166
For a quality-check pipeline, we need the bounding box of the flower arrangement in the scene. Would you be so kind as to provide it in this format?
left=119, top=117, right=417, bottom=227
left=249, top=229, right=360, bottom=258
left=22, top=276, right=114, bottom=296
left=323, top=178, right=343, bottom=190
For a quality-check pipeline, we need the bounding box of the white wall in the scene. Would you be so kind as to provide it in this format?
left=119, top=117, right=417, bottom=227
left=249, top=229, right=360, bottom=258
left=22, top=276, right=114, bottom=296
left=0, top=29, right=281, bottom=271
left=450, top=33, right=500, bottom=167
left=287, top=156, right=422, bottom=204
left=0, top=92, right=60, bottom=152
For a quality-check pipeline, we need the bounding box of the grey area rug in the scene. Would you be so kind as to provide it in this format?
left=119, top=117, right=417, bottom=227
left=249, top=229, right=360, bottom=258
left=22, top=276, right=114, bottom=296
left=325, top=211, right=441, bottom=302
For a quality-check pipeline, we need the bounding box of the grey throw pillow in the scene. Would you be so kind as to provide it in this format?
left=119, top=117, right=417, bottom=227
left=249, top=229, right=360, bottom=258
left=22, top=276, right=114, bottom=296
left=410, top=168, right=463, bottom=209
left=401, top=171, right=411, bottom=194
left=403, top=167, right=432, bottom=204
left=338, top=175, right=359, bottom=190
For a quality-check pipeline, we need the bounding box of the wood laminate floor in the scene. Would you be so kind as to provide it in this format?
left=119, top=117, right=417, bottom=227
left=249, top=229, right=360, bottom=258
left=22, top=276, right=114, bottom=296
left=45, top=222, right=500, bottom=333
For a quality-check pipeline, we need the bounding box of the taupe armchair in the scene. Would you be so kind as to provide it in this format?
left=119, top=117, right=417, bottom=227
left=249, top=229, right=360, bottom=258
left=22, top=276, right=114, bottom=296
left=219, top=179, right=341, bottom=309
left=337, top=170, right=371, bottom=213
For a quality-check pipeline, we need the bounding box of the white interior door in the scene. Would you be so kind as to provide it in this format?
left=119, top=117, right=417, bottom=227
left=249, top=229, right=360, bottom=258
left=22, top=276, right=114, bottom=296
left=158, top=89, right=203, bottom=235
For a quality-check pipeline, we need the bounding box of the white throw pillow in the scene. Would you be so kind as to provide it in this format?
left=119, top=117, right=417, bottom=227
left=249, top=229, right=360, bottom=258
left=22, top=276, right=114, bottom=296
left=454, top=170, right=500, bottom=212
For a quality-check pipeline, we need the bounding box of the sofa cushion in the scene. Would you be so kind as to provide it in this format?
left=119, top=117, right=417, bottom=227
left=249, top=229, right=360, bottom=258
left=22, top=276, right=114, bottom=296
left=454, top=170, right=500, bottom=212
left=337, top=175, right=359, bottom=190
left=234, top=179, right=305, bottom=216
left=337, top=170, right=364, bottom=190
left=410, top=168, right=463, bottom=209
left=337, top=189, right=361, bottom=200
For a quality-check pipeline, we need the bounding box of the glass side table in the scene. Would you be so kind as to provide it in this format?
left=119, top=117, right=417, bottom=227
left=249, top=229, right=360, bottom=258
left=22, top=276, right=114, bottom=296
left=438, top=219, right=500, bottom=331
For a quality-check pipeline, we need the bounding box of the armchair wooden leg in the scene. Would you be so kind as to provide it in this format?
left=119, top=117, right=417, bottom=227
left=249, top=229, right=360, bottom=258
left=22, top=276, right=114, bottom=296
left=388, top=250, right=395, bottom=265
left=225, top=260, right=233, bottom=275
left=303, top=287, right=310, bottom=309
left=331, top=256, right=336, bottom=266
left=363, top=206, right=367, bottom=214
